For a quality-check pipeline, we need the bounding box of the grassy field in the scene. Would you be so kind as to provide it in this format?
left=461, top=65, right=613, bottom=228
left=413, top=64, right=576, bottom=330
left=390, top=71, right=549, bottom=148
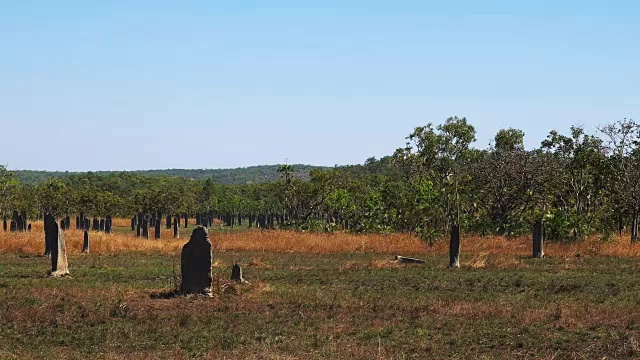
left=2, top=223, right=640, bottom=359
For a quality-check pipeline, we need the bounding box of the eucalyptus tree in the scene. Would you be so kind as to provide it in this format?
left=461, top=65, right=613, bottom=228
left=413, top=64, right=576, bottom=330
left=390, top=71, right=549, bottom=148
left=471, top=129, right=529, bottom=235
left=197, top=178, right=216, bottom=213
left=277, top=164, right=294, bottom=184
left=469, top=128, right=562, bottom=236
left=494, top=128, right=525, bottom=152
left=11, top=183, right=38, bottom=220
left=277, top=164, right=297, bottom=221
left=599, top=118, right=640, bottom=241
left=163, top=177, right=190, bottom=218
left=393, top=117, right=476, bottom=244
left=540, top=126, right=607, bottom=240
left=37, top=178, right=71, bottom=218
left=349, top=176, right=393, bottom=233
left=325, top=188, right=356, bottom=229
left=0, top=165, right=19, bottom=217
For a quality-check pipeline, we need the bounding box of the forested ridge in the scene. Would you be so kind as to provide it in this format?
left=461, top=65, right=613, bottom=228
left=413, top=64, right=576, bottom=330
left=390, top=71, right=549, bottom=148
left=2, top=116, right=640, bottom=243
left=14, top=164, right=327, bottom=185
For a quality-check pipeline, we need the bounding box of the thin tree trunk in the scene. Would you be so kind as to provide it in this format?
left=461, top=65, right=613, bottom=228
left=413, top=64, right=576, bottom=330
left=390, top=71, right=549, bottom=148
left=449, top=224, right=460, bottom=268
left=631, top=211, right=638, bottom=243
left=532, top=220, right=544, bottom=258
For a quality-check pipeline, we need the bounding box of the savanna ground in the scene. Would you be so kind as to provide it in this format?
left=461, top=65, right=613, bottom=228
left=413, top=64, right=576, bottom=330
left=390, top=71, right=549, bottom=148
left=2, top=220, right=640, bottom=359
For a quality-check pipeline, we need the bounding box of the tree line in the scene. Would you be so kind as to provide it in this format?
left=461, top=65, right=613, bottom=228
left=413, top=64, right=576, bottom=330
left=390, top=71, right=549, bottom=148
left=1, top=116, right=639, bottom=243
left=13, top=165, right=325, bottom=185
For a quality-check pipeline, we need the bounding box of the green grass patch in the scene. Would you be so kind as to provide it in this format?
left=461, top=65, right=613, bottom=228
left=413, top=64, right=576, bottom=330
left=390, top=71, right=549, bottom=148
left=1, top=251, right=640, bottom=358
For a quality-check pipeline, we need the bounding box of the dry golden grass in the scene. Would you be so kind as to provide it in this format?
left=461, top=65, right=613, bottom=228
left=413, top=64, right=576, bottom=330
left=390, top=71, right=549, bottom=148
left=427, top=233, right=640, bottom=258
left=0, top=221, right=427, bottom=256
left=0, top=222, right=187, bottom=256
left=111, top=217, right=132, bottom=227
left=216, top=230, right=425, bottom=254
left=4, top=219, right=640, bottom=259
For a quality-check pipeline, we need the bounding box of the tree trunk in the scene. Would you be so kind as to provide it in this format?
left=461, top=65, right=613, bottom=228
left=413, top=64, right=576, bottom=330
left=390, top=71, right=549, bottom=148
left=173, top=217, right=179, bottom=238
left=532, top=220, right=544, bottom=258
left=44, top=214, right=54, bottom=257
left=154, top=219, right=161, bottom=239
left=143, top=218, right=149, bottom=239
left=449, top=224, right=460, bottom=268
left=83, top=231, right=89, bottom=253
left=631, top=212, right=638, bottom=243
left=137, top=213, right=143, bottom=232
left=105, top=216, right=112, bottom=234
left=618, top=214, right=624, bottom=237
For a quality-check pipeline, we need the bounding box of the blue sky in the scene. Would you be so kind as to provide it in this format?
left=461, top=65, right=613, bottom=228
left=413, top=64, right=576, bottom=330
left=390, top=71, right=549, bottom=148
left=1, top=1, right=638, bottom=171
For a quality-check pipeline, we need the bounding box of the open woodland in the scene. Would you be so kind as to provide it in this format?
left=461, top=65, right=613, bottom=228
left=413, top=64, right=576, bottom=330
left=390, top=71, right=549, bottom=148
left=2, top=118, right=640, bottom=358
left=3, top=117, right=640, bottom=243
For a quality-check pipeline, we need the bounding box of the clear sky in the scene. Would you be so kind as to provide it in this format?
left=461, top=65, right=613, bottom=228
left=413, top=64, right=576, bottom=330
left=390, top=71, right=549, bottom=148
left=1, top=1, right=638, bottom=171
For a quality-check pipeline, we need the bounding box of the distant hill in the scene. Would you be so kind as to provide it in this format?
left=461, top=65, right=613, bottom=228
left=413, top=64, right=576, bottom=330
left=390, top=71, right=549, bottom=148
left=15, top=164, right=330, bottom=185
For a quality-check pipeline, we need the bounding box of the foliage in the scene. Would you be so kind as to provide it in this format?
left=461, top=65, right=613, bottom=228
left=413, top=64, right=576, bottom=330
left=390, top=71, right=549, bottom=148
left=0, top=164, right=19, bottom=216
left=3, top=117, right=640, bottom=243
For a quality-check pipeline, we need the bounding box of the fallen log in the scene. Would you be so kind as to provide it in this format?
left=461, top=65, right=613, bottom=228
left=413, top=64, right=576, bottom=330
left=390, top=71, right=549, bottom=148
left=394, top=256, right=426, bottom=264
